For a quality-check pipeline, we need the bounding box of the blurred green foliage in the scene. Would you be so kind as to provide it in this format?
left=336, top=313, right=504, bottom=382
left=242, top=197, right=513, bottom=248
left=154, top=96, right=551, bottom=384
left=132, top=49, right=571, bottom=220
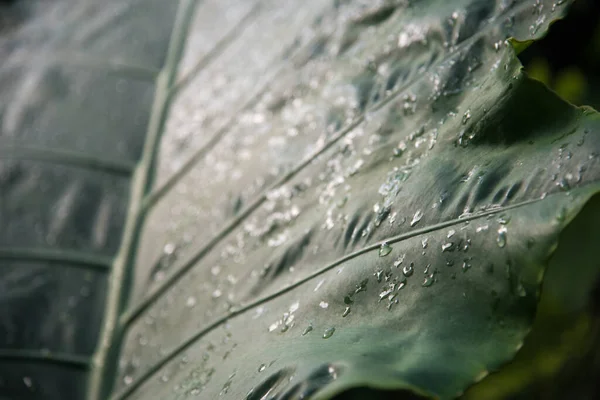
left=522, top=0, right=600, bottom=110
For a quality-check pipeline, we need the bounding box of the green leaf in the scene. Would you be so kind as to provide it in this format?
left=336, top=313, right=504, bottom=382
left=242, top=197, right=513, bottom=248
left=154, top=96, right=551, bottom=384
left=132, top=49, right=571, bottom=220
left=2, top=0, right=600, bottom=400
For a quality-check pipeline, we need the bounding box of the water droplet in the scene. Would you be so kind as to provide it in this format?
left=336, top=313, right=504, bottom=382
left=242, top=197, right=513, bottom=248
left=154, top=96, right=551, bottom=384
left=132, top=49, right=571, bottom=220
left=343, top=295, right=354, bottom=304
left=447, top=229, right=456, bottom=238
left=323, top=327, right=336, bottom=339
left=379, top=242, right=392, bottom=257
left=556, top=207, right=567, bottom=222
left=354, top=278, right=369, bottom=294
left=498, top=215, right=511, bottom=225
left=422, top=273, right=435, bottom=287
left=393, top=254, right=405, bottom=267
left=410, top=210, right=423, bottom=226
left=462, top=260, right=471, bottom=272
left=462, top=109, right=471, bottom=125
left=441, top=242, right=454, bottom=252
left=314, top=279, right=325, bottom=292
left=379, top=285, right=395, bottom=302
left=23, top=376, right=33, bottom=389
left=476, top=224, right=489, bottom=233
left=258, top=364, right=266, bottom=372
left=497, top=226, right=507, bottom=248
left=220, top=373, right=236, bottom=396
left=319, top=301, right=329, bottom=309
left=421, top=238, right=429, bottom=249
left=403, top=262, right=414, bottom=277
left=342, top=306, right=351, bottom=317
left=124, top=375, right=133, bottom=386
left=302, top=324, right=313, bottom=336
left=186, top=296, right=197, bottom=308
left=557, top=178, right=570, bottom=191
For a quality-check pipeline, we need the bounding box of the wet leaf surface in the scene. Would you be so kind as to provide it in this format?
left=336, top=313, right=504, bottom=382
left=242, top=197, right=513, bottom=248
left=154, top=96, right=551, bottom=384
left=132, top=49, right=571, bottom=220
left=3, top=0, right=600, bottom=399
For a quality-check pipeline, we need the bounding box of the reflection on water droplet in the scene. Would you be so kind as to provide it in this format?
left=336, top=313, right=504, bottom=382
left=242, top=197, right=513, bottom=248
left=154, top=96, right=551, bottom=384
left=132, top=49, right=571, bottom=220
left=302, top=324, right=313, bottom=336
left=410, top=210, right=423, bottom=226
left=258, top=364, right=266, bottom=372
left=403, top=262, right=414, bottom=277
left=421, top=238, right=429, bottom=249
left=342, top=306, right=351, bottom=317
left=447, top=229, right=456, bottom=238
left=497, top=226, right=507, bottom=248
left=323, top=327, right=336, bottom=339
left=379, top=242, right=392, bottom=257
left=319, top=301, right=329, bottom=309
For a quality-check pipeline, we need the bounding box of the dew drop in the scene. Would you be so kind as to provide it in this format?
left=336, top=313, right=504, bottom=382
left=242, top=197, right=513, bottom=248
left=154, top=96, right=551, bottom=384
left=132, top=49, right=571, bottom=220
left=302, top=324, right=313, bottom=336
left=462, top=109, right=471, bottom=125
left=441, top=242, right=454, bottom=252
left=498, top=215, right=511, bottom=225
left=421, top=238, right=429, bottom=249
left=220, top=373, right=235, bottom=396
left=393, top=254, right=405, bottom=267
left=556, top=207, right=567, bottom=222
left=462, top=260, right=471, bottom=272
left=497, top=226, right=507, bottom=248
left=23, top=376, right=33, bottom=389
left=422, top=273, right=435, bottom=287
left=323, top=327, right=336, bottom=339
left=557, top=178, right=570, bottom=191
left=342, top=306, right=351, bottom=317
left=410, top=210, right=424, bottom=227
left=124, top=375, right=133, bottom=386
left=258, top=364, right=266, bottom=372
left=354, top=278, right=369, bottom=294
left=379, top=242, right=393, bottom=257
left=319, top=301, right=329, bottom=309
left=186, top=296, right=197, bottom=308
left=403, top=262, right=414, bottom=277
